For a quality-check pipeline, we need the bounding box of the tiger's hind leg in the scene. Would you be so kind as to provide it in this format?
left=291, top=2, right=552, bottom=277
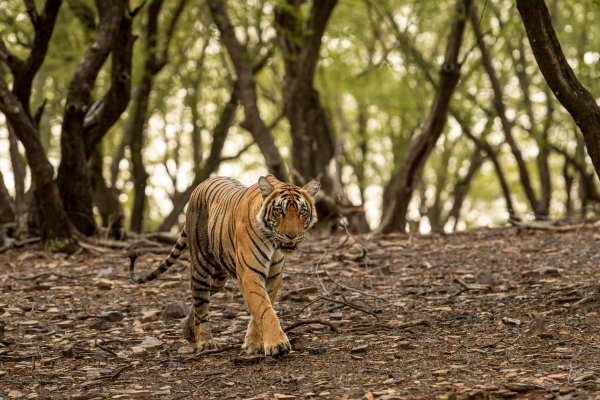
left=186, top=264, right=218, bottom=352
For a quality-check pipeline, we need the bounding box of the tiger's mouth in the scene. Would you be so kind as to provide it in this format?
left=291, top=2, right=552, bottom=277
left=279, top=242, right=297, bottom=250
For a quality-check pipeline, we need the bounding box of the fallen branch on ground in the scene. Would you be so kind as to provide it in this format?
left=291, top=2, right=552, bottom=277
left=283, top=319, right=339, bottom=332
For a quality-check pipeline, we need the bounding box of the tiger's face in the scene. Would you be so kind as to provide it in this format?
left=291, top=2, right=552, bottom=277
left=257, top=177, right=320, bottom=252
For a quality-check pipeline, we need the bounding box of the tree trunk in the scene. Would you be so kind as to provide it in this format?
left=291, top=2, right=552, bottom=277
left=0, top=85, right=77, bottom=252
left=0, top=0, right=77, bottom=252
left=562, top=156, right=573, bottom=217
left=90, top=147, right=124, bottom=238
left=0, top=169, right=15, bottom=224
left=470, top=6, right=542, bottom=216
left=128, top=0, right=186, bottom=233
left=446, top=149, right=486, bottom=231
left=56, top=0, right=131, bottom=235
left=516, top=0, right=600, bottom=178
left=380, top=0, right=472, bottom=233
left=6, top=123, right=29, bottom=238
left=206, top=0, right=287, bottom=182
left=157, top=87, right=239, bottom=232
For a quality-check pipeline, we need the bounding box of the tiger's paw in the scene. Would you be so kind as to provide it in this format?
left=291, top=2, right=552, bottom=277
left=263, top=336, right=291, bottom=357
left=242, top=341, right=264, bottom=355
left=196, top=339, right=219, bottom=353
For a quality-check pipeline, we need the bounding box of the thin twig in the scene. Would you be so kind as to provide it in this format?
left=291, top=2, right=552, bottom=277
left=283, top=319, right=339, bottom=333
left=322, top=265, right=388, bottom=302
left=95, top=339, right=118, bottom=357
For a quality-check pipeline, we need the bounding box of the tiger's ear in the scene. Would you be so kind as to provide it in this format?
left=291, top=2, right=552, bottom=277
left=303, top=179, right=320, bottom=198
left=258, top=176, right=275, bottom=198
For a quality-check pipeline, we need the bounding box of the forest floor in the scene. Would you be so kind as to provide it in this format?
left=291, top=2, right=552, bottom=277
left=1, top=224, right=600, bottom=400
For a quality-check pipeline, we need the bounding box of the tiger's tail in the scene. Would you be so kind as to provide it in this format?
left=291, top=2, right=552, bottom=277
left=129, top=229, right=188, bottom=284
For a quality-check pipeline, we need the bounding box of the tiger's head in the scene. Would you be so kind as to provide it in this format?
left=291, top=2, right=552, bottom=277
left=257, top=176, right=320, bottom=252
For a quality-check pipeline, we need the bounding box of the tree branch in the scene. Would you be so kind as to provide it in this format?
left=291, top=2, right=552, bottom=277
left=516, top=0, right=600, bottom=177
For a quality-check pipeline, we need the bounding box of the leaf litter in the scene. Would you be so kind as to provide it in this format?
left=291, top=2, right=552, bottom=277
left=1, top=226, right=600, bottom=399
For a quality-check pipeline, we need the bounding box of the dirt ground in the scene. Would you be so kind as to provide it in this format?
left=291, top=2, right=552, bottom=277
left=1, top=224, right=600, bottom=400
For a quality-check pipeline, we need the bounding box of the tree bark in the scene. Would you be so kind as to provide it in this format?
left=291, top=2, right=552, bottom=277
left=6, top=123, right=30, bottom=238
left=157, top=87, right=239, bottom=232
left=0, top=168, right=15, bottom=224
left=90, top=147, right=124, bottom=238
left=129, top=0, right=186, bottom=233
left=206, top=0, right=287, bottom=181
left=0, top=0, right=78, bottom=252
left=0, top=81, right=77, bottom=252
left=56, top=0, right=132, bottom=235
left=469, top=7, right=543, bottom=217
left=516, top=0, right=600, bottom=177
left=380, top=0, right=472, bottom=233
left=275, top=0, right=338, bottom=192
left=446, top=149, right=485, bottom=231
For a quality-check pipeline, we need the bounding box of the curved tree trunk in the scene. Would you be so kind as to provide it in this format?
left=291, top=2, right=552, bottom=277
left=517, top=0, right=600, bottom=178
left=128, top=0, right=186, bottom=233
left=0, top=0, right=77, bottom=252
left=0, top=169, right=15, bottom=225
left=380, top=0, right=472, bottom=234
left=90, top=147, right=124, bottom=239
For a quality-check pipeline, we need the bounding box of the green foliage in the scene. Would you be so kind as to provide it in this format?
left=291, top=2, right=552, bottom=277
left=1, top=0, right=599, bottom=234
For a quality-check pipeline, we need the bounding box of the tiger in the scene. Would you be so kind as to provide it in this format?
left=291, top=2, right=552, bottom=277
left=128, top=174, right=320, bottom=356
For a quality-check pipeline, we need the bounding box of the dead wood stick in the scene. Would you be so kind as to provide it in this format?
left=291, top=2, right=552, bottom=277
left=322, top=266, right=388, bottom=302
left=184, top=344, right=241, bottom=362
left=176, top=370, right=200, bottom=391
left=508, top=219, right=593, bottom=232
left=95, top=339, right=118, bottom=357
left=8, top=271, right=95, bottom=280
left=395, top=319, right=433, bottom=329
left=450, top=277, right=493, bottom=299
left=108, top=364, right=133, bottom=381
left=283, top=319, right=339, bottom=333
left=323, top=298, right=381, bottom=321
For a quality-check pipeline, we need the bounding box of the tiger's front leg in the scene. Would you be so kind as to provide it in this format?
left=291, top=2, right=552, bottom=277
left=238, top=253, right=290, bottom=357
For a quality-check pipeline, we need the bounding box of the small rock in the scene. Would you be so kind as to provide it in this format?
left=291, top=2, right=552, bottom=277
left=94, top=352, right=108, bottom=362
left=501, top=317, right=522, bottom=326
left=89, top=320, right=109, bottom=331
left=477, top=270, right=499, bottom=286
left=8, top=391, right=23, bottom=398
left=39, top=357, right=57, bottom=367
left=290, top=337, right=305, bottom=352
left=159, top=281, right=181, bottom=289
left=0, top=370, right=6, bottom=378
left=131, top=391, right=151, bottom=399
left=94, top=281, right=112, bottom=290
left=140, top=337, right=163, bottom=351
left=61, top=348, right=74, bottom=358
left=177, top=346, right=194, bottom=354
left=99, top=310, right=124, bottom=322
left=350, top=344, right=368, bottom=354
left=309, top=347, right=327, bottom=355
left=295, top=375, right=306, bottom=385
left=141, top=310, right=161, bottom=323
left=574, top=373, right=596, bottom=382
left=274, top=394, right=296, bottom=399
left=234, top=355, right=263, bottom=364
left=397, top=341, right=415, bottom=349
left=318, top=392, right=330, bottom=398
left=432, top=370, right=448, bottom=376
left=329, top=312, right=343, bottom=321
left=95, top=267, right=117, bottom=280
left=529, top=317, right=546, bottom=333
left=162, top=301, right=190, bottom=320
left=147, top=322, right=161, bottom=330
left=166, top=361, right=183, bottom=368
left=537, top=333, right=554, bottom=339
left=132, top=319, right=143, bottom=328
left=131, top=346, right=146, bottom=354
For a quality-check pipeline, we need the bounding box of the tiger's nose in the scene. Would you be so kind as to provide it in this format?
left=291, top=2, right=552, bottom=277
left=285, top=233, right=297, bottom=239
